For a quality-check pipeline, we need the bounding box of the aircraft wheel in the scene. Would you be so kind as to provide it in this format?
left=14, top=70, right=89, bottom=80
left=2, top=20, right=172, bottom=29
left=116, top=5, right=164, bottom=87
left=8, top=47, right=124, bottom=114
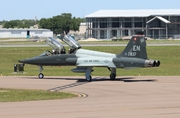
left=86, top=76, right=92, bottom=82
left=110, top=73, right=116, bottom=80
left=38, top=73, right=44, bottom=79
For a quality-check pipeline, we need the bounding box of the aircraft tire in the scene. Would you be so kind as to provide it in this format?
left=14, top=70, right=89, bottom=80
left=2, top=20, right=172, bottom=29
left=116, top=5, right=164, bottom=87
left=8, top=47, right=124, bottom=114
left=110, top=73, right=116, bottom=80
left=38, top=73, right=44, bottom=79
left=86, top=76, right=92, bottom=82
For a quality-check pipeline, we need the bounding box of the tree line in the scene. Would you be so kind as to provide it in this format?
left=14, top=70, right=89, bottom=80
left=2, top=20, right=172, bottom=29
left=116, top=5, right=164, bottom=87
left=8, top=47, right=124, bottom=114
left=1, top=13, right=85, bottom=34
left=1, top=19, right=37, bottom=28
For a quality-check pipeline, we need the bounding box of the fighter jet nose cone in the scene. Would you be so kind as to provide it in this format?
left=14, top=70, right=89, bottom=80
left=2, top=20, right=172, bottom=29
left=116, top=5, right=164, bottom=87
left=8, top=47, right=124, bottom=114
left=19, top=60, right=24, bottom=63
left=18, top=57, right=37, bottom=64
left=19, top=59, right=28, bottom=63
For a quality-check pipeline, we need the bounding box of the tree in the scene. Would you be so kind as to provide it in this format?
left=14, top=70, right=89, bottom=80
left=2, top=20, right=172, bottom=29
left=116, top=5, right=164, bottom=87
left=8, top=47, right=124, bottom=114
left=3, top=19, right=36, bottom=28
left=71, top=17, right=81, bottom=31
left=0, top=20, right=7, bottom=25
left=3, top=20, right=18, bottom=28
left=39, top=13, right=82, bottom=34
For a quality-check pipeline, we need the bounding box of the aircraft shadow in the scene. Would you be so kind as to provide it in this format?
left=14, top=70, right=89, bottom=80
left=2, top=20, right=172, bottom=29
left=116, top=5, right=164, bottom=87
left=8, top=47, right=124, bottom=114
left=79, top=77, right=156, bottom=83
left=47, top=77, right=156, bottom=91
left=24, top=76, right=156, bottom=83
left=48, top=81, right=88, bottom=91
left=24, top=76, right=156, bottom=91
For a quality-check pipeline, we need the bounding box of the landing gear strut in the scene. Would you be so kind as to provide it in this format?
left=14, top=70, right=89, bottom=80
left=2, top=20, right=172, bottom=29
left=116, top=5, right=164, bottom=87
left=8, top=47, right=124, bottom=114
left=108, top=68, right=116, bottom=80
left=85, top=67, right=92, bottom=82
left=38, top=66, right=44, bottom=79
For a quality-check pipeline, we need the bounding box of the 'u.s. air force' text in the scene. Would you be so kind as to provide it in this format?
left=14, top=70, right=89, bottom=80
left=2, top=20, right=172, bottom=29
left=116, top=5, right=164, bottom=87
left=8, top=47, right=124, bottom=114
left=84, top=60, right=99, bottom=62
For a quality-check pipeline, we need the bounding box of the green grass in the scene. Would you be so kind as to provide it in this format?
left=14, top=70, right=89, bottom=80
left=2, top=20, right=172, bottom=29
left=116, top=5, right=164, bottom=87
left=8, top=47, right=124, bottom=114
left=0, top=88, right=77, bottom=102
left=1, top=39, right=180, bottom=45
left=0, top=46, right=180, bottom=76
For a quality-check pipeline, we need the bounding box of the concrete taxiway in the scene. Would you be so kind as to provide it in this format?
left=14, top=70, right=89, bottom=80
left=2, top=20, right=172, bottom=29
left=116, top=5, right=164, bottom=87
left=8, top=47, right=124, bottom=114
left=0, top=76, right=180, bottom=118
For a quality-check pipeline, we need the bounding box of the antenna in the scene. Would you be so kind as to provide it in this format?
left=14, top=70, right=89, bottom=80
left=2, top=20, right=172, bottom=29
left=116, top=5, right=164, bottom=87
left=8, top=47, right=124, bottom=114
left=34, top=16, right=37, bottom=25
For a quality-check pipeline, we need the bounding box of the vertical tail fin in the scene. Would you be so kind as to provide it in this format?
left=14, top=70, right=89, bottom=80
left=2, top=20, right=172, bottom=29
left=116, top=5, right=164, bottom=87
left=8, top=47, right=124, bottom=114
left=118, top=35, right=147, bottom=59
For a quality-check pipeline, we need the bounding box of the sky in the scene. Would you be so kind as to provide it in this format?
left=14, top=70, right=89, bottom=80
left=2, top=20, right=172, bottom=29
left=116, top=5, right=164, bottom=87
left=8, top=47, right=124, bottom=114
left=1, top=0, right=180, bottom=21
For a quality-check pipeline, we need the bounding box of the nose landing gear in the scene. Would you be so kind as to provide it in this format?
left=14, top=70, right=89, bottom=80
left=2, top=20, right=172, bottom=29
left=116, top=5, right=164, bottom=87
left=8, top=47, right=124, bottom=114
left=38, top=73, right=44, bottom=79
left=38, top=66, right=44, bottom=79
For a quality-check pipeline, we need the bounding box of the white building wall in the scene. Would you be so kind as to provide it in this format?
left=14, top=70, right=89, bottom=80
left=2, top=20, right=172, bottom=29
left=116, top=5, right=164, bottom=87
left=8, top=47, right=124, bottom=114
left=42, top=31, right=53, bottom=37
left=0, top=29, right=53, bottom=38
left=79, top=23, right=86, bottom=34
left=0, top=30, right=10, bottom=38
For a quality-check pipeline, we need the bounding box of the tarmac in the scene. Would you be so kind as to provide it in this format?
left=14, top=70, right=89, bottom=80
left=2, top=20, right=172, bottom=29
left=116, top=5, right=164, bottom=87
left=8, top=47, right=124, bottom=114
left=0, top=76, right=180, bottom=118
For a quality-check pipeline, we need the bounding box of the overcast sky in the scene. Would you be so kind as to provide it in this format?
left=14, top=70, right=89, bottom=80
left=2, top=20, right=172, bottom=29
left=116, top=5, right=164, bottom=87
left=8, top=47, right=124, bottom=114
left=1, top=0, right=179, bottom=21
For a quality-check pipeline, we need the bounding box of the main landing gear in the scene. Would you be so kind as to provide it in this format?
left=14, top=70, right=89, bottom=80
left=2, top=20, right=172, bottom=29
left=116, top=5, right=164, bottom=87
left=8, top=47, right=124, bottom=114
left=84, top=67, right=116, bottom=82
left=85, top=67, right=93, bottom=82
left=108, top=68, right=116, bottom=80
left=38, top=66, right=44, bottom=79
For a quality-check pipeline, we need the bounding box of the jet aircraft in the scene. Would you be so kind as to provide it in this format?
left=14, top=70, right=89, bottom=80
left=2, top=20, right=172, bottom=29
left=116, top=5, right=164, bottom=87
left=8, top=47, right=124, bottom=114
left=19, top=34, right=160, bottom=81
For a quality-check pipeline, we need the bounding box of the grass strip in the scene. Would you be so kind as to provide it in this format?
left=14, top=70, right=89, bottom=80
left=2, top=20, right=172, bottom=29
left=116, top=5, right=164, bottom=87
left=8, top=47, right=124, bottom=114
left=0, top=46, right=180, bottom=76
left=0, top=88, right=77, bottom=102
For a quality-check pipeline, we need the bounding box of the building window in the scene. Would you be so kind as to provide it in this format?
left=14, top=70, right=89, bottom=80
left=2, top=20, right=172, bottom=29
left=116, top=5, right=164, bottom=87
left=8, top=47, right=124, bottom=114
left=134, top=18, right=143, bottom=22
left=99, top=18, right=107, bottom=22
left=112, top=18, right=119, bottom=22
left=100, top=23, right=107, bottom=28
left=124, top=22, right=131, bottom=28
left=11, top=31, right=21, bottom=34
left=135, top=22, right=142, bottom=27
left=124, top=18, right=132, bottom=22
left=112, top=22, right=120, bottom=28
left=92, top=23, right=98, bottom=28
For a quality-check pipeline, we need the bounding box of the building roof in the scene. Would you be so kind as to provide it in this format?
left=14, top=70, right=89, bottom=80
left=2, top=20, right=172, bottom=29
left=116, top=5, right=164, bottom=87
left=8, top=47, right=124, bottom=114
left=0, top=28, right=51, bottom=31
left=86, top=9, right=180, bottom=18
left=147, top=16, right=171, bottom=24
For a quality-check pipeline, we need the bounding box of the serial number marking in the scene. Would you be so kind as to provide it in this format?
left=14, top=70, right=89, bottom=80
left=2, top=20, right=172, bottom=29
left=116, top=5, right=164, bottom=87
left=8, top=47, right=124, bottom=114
left=128, top=52, right=137, bottom=56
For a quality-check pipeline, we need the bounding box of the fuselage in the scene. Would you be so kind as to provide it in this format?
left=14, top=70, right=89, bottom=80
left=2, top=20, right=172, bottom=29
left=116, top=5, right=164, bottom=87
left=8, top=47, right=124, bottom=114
left=19, top=49, right=150, bottom=68
left=19, top=49, right=115, bottom=66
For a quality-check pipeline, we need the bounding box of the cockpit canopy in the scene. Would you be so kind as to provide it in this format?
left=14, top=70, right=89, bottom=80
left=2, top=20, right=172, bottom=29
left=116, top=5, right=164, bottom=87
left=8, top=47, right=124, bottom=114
left=46, top=37, right=64, bottom=54
left=62, top=35, right=81, bottom=49
left=46, top=35, right=81, bottom=55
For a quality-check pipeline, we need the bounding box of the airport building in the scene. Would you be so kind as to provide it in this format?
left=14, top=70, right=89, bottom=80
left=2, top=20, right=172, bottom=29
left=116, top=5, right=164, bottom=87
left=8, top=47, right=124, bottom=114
left=0, top=28, right=53, bottom=38
left=85, top=9, right=180, bottom=39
